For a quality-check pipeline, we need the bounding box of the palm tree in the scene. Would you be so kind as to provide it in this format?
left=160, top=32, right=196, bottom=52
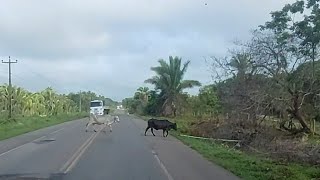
left=145, top=56, right=201, bottom=116
left=134, top=87, right=151, bottom=103
left=228, top=53, right=252, bottom=79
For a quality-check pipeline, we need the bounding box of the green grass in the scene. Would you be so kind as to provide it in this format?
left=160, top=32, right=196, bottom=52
left=138, top=114, right=320, bottom=180
left=0, top=113, right=88, bottom=141
left=174, top=134, right=320, bottom=180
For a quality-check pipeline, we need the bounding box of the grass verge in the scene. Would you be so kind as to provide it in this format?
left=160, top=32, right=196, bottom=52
left=174, top=133, right=320, bottom=180
left=137, top=114, right=320, bottom=180
left=0, top=113, right=88, bottom=141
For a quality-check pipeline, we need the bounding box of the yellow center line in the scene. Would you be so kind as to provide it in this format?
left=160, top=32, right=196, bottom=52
left=60, top=126, right=104, bottom=173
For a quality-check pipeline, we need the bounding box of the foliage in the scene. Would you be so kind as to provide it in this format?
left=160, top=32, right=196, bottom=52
left=186, top=85, right=220, bottom=117
left=122, top=97, right=143, bottom=114
left=145, top=56, right=201, bottom=116
left=255, top=0, right=320, bottom=131
left=207, top=0, right=320, bottom=133
left=143, top=90, right=164, bottom=116
left=176, top=136, right=320, bottom=180
left=134, top=87, right=151, bottom=103
left=67, top=91, right=119, bottom=112
left=127, top=1, right=320, bottom=178
left=198, top=85, right=220, bottom=115
left=0, top=84, right=116, bottom=121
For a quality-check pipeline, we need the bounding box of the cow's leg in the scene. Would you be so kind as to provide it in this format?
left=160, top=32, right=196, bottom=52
left=86, top=123, right=96, bottom=132
left=92, top=123, right=97, bottom=132
left=85, top=120, right=93, bottom=132
left=151, top=128, right=156, bottom=136
left=93, top=128, right=97, bottom=132
left=166, top=130, right=169, bottom=137
left=86, top=116, right=96, bottom=132
left=85, top=123, right=88, bottom=132
left=102, top=123, right=107, bottom=133
left=144, top=126, right=150, bottom=136
left=85, top=122, right=90, bottom=132
left=162, top=129, right=166, bottom=137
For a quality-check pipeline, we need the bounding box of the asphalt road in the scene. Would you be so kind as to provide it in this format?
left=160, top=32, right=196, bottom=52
left=0, top=111, right=239, bottom=180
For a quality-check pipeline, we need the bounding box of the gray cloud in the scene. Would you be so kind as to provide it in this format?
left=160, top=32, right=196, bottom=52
left=0, top=0, right=293, bottom=101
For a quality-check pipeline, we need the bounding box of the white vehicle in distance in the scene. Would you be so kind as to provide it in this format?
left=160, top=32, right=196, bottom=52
left=116, top=105, right=123, bottom=110
left=90, top=100, right=104, bottom=115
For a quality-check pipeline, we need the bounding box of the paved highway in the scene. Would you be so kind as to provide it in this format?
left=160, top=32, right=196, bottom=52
left=0, top=111, right=239, bottom=180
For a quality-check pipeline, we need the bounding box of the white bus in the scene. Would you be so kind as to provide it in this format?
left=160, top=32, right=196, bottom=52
left=90, top=100, right=104, bottom=115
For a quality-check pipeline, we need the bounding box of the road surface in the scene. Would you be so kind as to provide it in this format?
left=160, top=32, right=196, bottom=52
left=0, top=111, right=239, bottom=180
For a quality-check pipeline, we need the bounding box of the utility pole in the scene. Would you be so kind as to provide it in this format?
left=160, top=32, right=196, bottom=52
left=79, top=90, right=82, bottom=112
left=2, top=56, right=18, bottom=119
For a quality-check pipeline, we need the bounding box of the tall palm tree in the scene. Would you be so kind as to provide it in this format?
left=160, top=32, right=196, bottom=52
left=145, top=56, right=201, bottom=116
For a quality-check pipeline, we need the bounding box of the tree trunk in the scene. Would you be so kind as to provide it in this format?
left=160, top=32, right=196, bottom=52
left=291, top=93, right=311, bottom=132
left=163, top=104, right=172, bottom=117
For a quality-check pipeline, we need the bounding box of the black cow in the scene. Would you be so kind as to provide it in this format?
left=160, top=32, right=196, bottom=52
left=144, top=118, right=177, bottom=137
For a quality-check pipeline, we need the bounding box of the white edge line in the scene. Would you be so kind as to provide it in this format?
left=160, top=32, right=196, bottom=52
left=0, top=127, right=65, bottom=158
left=32, top=135, right=47, bottom=142
left=0, top=135, right=46, bottom=157
left=152, top=150, right=174, bottom=180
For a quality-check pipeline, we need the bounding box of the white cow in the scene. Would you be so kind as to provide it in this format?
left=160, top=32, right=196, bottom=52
left=85, top=113, right=120, bottom=132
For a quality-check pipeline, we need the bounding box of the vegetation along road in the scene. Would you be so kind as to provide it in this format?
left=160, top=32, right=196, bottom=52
left=1, top=0, right=320, bottom=179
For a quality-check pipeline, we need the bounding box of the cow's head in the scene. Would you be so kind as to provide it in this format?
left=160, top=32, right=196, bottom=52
left=113, top=116, right=120, bottom=123
left=170, top=122, right=177, bottom=131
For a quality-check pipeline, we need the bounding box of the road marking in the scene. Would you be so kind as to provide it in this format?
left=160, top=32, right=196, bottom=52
left=60, top=127, right=103, bottom=173
left=0, top=135, right=47, bottom=158
left=152, top=150, right=174, bottom=180
left=65, top=131, right=100, bottom=173
left=0, top=127, right=68, bottom=158
left=59, top=133, right=96, bottom=172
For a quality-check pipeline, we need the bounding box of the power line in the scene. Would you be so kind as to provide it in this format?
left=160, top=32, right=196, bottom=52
left=16, top=64, right=70, bottom=93
left=1, top=56, right=18, bottom=119
left=11, top=63, right=107, bottom=98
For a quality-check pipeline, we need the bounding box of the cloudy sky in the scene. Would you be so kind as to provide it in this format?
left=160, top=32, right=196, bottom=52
left=0, top=0, right=292, bottom=101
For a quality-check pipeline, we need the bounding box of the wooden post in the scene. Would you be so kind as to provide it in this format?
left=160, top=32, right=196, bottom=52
left=313, top=119, right=316, bottom=136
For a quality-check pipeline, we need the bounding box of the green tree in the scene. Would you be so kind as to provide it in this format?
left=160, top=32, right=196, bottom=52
left=0, top=84, right=116, bottom=120
left=144, top=90, right=164, bottom=116
left=254, top=0, right=320, bottom=132
left=145, top=56, right=201, bottom=117
left=134, top=87, right=151, bottom=103
left=198, top=85, right=220, bottom=116
left=187, top=95, right=202, bottom=116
